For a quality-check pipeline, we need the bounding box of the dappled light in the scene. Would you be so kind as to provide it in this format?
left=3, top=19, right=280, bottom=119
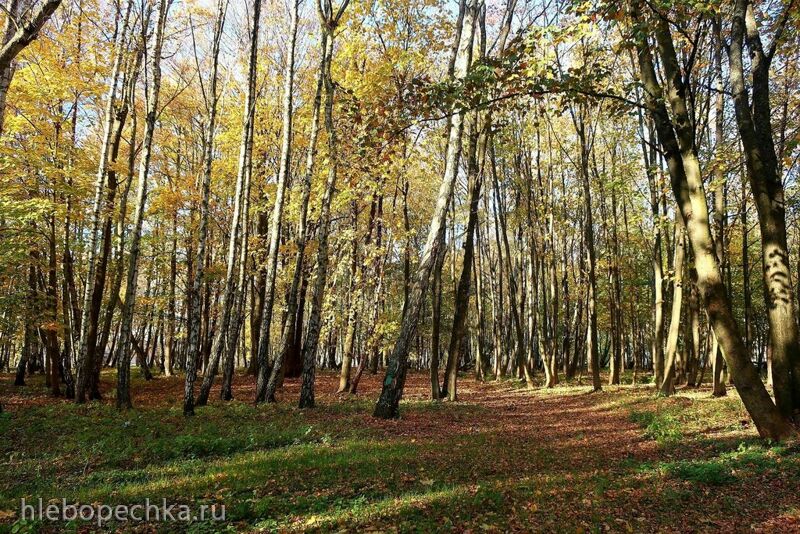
left=2, top=0, right=800, bottom=531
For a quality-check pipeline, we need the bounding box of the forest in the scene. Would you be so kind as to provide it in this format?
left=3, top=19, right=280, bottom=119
left=1, top=0, right=800, bottom=531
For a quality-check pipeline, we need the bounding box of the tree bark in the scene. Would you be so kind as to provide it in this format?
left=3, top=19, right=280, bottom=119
left=298, top=0, right=350, bottom=409
left=220, top=0, right=261, bottom=400
left=75, top=0, right=132, bottom=403
left=661, top=213, right=685, bottom=396
left=253, top=0, right=301, bottom=404
left=183, top=0, right=229, bottom=413
left=444, top=113, right=486, bottom=400
left=630, top=0, right=794, bottom=439
left=116, top=0, right=169, bottom=410
left=0, top=0, right=62, bottom=135
left=373, top=0, right=477, bottom=418
left=728, top=0, right=800, bottom=418
left=572, top=107, right=601, bottom=392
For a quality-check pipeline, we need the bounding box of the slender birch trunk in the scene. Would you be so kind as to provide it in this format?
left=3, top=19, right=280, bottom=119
left=75, top=0, right=132, bottom=403
left=219, top=0, right=262, bottom=401
left=116, top=0, right=169, bottom=410
left=253, top=0, right=300, bottom=404
left=182, top=0, right=228, bottom=414
left=264, top=29, right=325, bottom=400
left=298, top=0, right=352, bottom=409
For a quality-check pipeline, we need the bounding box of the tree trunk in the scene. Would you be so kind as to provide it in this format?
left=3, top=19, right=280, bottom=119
left=661, top=213, right=685, bottom=396
left=630, top=0, right=794, bottom=439
left=430, top=247, right=445, bottom=400
left=728, top=0, right=800, bottom=418
left=711, top=19, right=728, bottom=397
left=573, top=107, right=601, bottom=392
left=75, top=1, right=133, bottom=403
left=116, top=0, right=169, bottom=410
left=373, top=0, right=477, bottom=418
left=253, top=0, right=300, bottom=404
left=0, top=0, right=63, bottom=135
left=337, top=202, right=360, bottom=394
left=198, top=0, right=257, bottom=403
left=298, top=1, right=350, bottom=409
left=183, top=0, right=228, bottom=413
left=444, top=112, right=486, bottom=400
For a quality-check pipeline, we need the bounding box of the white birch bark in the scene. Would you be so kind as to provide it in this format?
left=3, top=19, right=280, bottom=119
left=115, top=0, right=169, bottom=409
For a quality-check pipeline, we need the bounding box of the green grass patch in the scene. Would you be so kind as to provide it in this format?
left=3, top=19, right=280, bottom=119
left=629, top=409, right=683, bottom=444
left=664, top=459, right=736, bottom=485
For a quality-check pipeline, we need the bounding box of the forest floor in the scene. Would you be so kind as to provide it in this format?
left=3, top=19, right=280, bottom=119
left=1, top=370, right=799, bottom=533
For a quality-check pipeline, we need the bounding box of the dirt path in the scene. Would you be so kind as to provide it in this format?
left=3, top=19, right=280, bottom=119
left=2, top=371, right=799, bottom=532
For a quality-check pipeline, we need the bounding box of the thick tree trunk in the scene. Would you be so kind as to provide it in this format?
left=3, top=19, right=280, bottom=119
left=0, top=0, right=63, bottom=135
left=631, top=0, right=794, bottom=439
left=728, top=0, right=800, bottom=418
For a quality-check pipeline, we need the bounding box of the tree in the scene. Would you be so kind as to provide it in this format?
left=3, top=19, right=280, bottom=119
left=219, top=0, right=262, bottom=402
left=0, top=0, right=62, bottom=135
left=116, top=0, right=169, bottom=410
left=728, top=0, right=800, bottom=419
left=628, top=0, right=795, bottom=440
left=298, top=0, right=352, bottom=409
left=75, top=0, right=133, bottom=403
left=183, top=0, right=229, bottom=415
left=254, top=0, right=301, bottom=405
left=373, top=0, right=478, bottom=419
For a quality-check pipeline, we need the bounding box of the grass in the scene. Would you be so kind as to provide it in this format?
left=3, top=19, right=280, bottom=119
left=628, top=409, right=683, bottom=444
left=1, top=370, right=799, bottom=532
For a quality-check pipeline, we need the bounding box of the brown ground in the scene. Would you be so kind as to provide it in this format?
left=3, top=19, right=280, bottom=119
left=2, top=370, right=799, bottom=532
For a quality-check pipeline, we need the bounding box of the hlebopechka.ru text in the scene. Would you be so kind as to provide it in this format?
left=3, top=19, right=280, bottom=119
left=20, top=498, right=225, bottom=526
